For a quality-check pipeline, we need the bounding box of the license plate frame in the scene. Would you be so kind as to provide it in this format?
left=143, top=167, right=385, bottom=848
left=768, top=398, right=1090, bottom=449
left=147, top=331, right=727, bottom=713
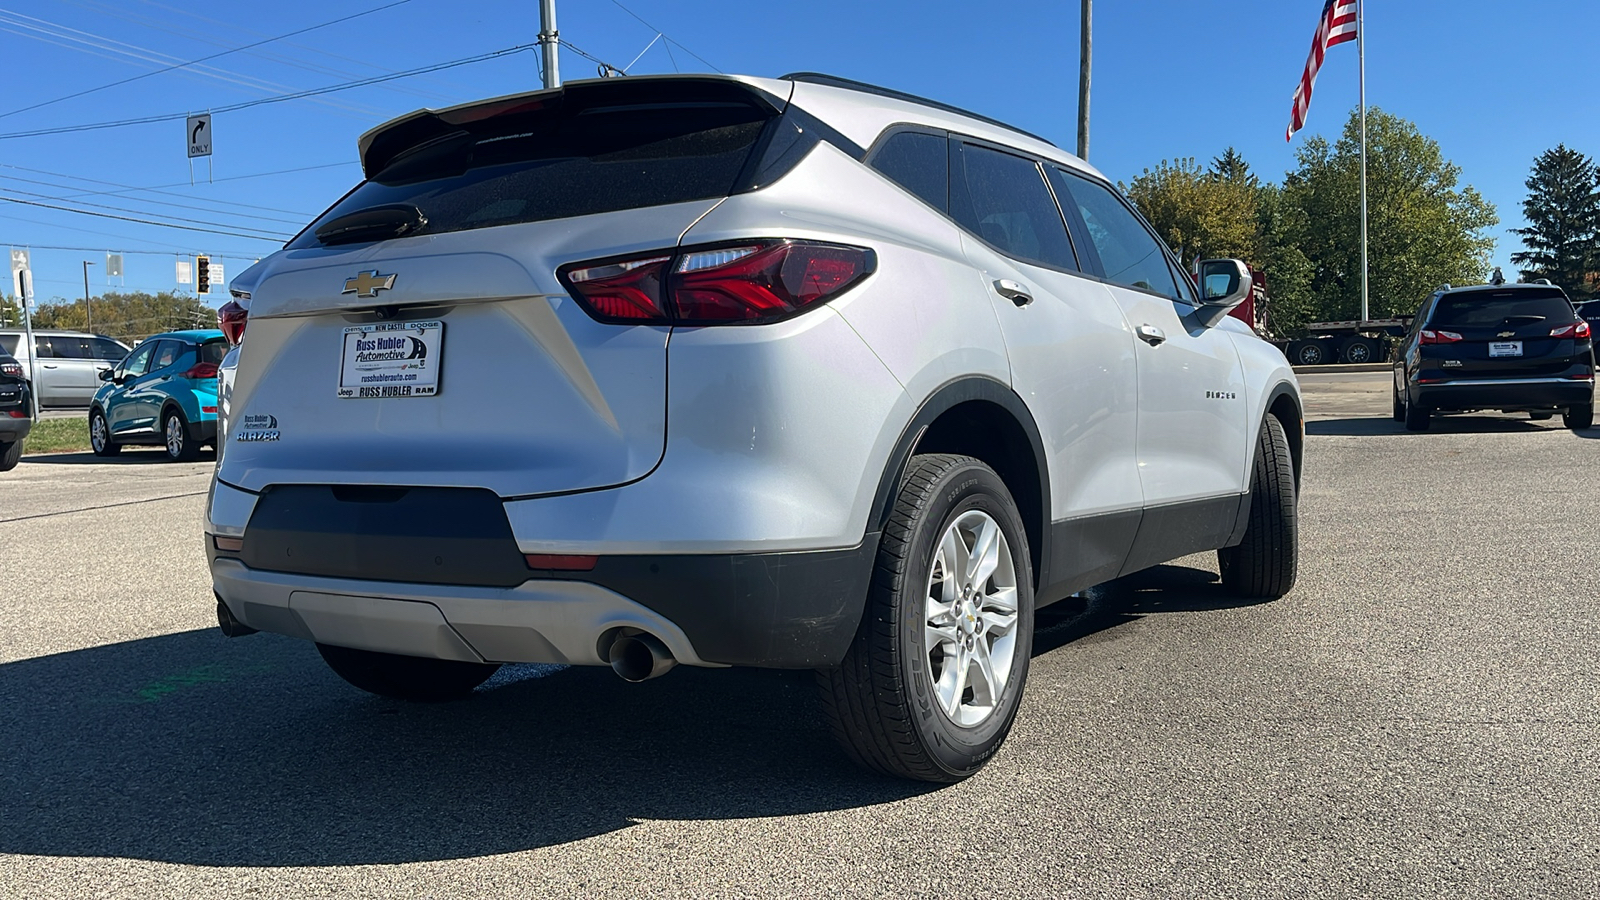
left=337, top=320, right=443, bottom=398
left=1488, top=340, right=1523, bottom=358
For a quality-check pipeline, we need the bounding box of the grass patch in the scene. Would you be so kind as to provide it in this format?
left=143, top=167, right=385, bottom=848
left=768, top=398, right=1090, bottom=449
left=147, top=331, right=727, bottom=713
left=21, top=416, right=91, bottom=455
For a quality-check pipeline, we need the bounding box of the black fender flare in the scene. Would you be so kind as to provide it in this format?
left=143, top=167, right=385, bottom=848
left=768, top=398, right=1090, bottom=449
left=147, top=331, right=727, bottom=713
left=867, top=375, right=1051, bottom=586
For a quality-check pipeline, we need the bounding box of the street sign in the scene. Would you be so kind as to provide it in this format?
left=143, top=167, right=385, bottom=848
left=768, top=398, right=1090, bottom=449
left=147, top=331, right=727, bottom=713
left=176, top=259, right=192, bottom=285
left=9, top=247, right=28, bottom=276
left=105, top=252, right=123, bottom=277
left=211, top=262, right=225, bottom=288
left=187, top=114, right=212, bottom=158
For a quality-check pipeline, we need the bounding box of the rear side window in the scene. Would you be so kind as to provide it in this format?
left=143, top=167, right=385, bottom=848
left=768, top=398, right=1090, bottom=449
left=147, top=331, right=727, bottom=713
left=950, top=142, right=1077, bottom=271
left=0, top=335, right=16, bottom=354
left=1048, top=167, right=1180, bottom=299
left=870, top=130, right=948, bottom=212
left=293, top=103, right=773, bottom=247
left=1430, top=290, right=1574, bottom=327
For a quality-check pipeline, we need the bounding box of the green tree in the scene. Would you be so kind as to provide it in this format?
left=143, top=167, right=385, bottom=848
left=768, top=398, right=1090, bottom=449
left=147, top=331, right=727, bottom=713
left=0, top=294, right=19, bottom=329
left=30, top=291, right=215, bottom=343
left=1254, top=184, right=1316, bottom=336
left=1510, top=145, right=1600, bottom=298
left=1124, top=157, right=1259, bottom=264
left=1283, top=107, right=1498, bottom=321
left=1211, top=147, right=1258, bottom=187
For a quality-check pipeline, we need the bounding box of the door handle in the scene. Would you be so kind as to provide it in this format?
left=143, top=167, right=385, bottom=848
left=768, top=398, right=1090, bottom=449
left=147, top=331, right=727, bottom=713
left=993, top=279, right=1033, bottom=307
left=1136, top=324, right=1167, bottom=346
left=42, top=363, right=58, bottom=369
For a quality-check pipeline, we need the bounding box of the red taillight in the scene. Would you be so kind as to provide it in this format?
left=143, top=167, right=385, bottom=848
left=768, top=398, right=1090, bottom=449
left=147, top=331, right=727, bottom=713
left=562, top=256, right=671, bottom=323
left=6, top=409, right=25, bottom=418
left=559, top=241, right=874, bottom=327
left=1575, top=321, right=1592, bottom=339
left=0, top=362, right=20, bottom=377
left=1419, top=329, right=1463, bottom=345
left=218, top=299, right=248, bottom=345
left=182, top=362, right=218, bottom=380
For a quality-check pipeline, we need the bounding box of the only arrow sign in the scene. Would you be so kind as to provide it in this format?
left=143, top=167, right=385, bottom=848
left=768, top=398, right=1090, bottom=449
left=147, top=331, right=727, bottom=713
left=187, top=113, right=212, bottom=158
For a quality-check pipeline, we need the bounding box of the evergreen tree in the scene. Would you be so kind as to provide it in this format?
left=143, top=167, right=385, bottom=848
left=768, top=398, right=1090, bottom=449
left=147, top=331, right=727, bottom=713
left=1210, top=147, right=1258, bottom=187
left=1510, top=145, right=1600, bottom=298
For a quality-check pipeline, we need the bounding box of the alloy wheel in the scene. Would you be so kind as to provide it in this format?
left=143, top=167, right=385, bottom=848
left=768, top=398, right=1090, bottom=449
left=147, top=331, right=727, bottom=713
left=90, top=414, right=107, bottom=452
left=923, top=509, right=1020, bottom=727
left=165, top=415, right=183, bottom=457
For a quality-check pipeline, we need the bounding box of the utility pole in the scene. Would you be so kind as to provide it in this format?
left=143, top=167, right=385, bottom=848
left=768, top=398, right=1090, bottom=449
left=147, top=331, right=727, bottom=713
left=1077, top=0, right=1091, bottom=160
left=538, top=0, right=561, bottom=89
left=82, top=260, right=94, bottom=333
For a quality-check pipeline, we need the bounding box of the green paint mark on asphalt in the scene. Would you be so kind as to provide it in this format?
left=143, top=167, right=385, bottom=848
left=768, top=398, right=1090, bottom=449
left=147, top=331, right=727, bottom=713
left=110, top=663, right=273, bottom=704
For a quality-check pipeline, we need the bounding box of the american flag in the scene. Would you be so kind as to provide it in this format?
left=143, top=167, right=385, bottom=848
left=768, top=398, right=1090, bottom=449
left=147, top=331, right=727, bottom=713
left=1286, top=0, right=1359, bottom=142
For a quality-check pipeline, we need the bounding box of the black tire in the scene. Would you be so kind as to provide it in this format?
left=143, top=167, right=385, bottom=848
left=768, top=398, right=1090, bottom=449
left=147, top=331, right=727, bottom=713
left=818, top=454, right=1035, bottom=783
left=1342, top=340, right=1374, bottom=364
left=1392, top=383, right=1405, bottom=422
left=1565, top=403, right=1593, bottom=430
left=316, top=643, right=500, bottom=702
left=1293, top=341, right=1326, bottom=366
left=89, top=408, right=120, bottom=457
left=1218, top=416, right=1298, bottom=600
left=162, top=406, right=200, bottom=462
left=1404, top=396, right=1431, bottom=432
left=0, top=439, right=19, bottom=472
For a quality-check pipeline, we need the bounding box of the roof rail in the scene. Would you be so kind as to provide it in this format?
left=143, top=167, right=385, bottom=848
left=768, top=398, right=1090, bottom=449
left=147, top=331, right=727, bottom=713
left=780, top=72, right=1058, bottom=149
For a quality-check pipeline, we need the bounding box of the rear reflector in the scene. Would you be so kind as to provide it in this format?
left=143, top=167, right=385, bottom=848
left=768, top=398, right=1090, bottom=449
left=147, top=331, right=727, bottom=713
left=212, top=535, right=244, bottom=552
left=6, top=409, right=25, bottom=418
left=560, top=240, right=875, bottom=327
left=524, top=553, right=599, bottom=571
left=201, top=405, right=218, bottom=413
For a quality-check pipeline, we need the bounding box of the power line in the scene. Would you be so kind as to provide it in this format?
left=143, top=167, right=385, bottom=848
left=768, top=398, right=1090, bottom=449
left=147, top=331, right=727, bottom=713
left=0, top=196, right=289, bottom=241
left=0, top=174, right=308, bottom=225
left=605, top=0, right=721, bottom=73
left=0, top=44, right=536, bottom=141
left=0, top=186, right=297, bottom=232
left=0, top=163, right=317, bottom=217
left=0, top=0, right=418, bottom=122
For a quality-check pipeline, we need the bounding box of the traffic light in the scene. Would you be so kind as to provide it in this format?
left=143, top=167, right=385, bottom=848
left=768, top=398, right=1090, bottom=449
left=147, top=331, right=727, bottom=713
left=196, top=255, right=211, bottom=295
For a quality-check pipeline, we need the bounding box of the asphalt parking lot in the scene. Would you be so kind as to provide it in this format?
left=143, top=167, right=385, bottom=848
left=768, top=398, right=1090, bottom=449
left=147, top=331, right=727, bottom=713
left=3, top=372, right=1597, bottom=899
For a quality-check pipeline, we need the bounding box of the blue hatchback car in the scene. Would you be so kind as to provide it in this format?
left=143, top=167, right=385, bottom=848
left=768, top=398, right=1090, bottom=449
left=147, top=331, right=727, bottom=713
left=90, top=329, right=227, bottom=461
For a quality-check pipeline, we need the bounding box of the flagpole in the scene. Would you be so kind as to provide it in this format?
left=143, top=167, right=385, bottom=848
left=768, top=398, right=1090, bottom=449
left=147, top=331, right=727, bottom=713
left=1358, top=0, right=1369, bottom=323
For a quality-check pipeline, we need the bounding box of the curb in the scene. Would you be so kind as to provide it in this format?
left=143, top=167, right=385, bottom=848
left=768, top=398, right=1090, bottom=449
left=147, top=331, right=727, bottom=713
left=1292, top=363, right=1390, bottom=374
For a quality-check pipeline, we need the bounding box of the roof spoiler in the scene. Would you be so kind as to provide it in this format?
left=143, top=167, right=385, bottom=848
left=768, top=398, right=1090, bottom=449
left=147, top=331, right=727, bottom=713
left=356, top=75, right=790, bottom=179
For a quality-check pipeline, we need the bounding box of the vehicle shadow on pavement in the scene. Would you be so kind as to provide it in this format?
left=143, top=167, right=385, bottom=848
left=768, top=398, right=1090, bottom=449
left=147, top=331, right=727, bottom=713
left=1307, top=416, right=1552, bottom=436
left=1031, top=563, right=1264, bottom=656
left=0, top=628, right=933, bottom=867
left=22, top=449, right=215, bottom=465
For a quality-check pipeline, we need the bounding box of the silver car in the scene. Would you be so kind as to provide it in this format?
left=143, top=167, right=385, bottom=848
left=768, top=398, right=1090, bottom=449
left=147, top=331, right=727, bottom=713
left=209, top=73, right=1303, bottom=782
left=0, top=329, right=129, bottom=408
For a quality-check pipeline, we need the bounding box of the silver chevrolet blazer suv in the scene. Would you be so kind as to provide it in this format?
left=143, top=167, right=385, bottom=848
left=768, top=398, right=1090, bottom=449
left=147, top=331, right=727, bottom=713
left=207, top=73, right=1303, bottom=782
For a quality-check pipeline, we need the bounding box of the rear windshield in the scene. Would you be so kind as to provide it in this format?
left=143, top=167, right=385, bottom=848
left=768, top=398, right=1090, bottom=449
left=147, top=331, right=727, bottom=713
left=1429, top=290, right=1574, bottom=328
left=290, top=103, right=771, bottom=248
left=200, top=340, right=227, bottom=365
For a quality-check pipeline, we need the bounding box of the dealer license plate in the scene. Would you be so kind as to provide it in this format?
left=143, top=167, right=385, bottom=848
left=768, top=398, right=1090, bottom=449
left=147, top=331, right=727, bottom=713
left=337, top=320, right=443, bottom=398
left=1488, top=341, right=1522, bottom=358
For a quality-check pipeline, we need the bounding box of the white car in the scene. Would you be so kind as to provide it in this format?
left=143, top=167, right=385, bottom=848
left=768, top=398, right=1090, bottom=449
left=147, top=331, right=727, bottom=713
left=208, top=73, right=1302, bottom=782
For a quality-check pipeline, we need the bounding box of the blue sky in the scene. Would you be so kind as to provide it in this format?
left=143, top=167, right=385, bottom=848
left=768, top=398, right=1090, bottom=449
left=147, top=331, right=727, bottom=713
left=1, top=0, right=1594, bottom=309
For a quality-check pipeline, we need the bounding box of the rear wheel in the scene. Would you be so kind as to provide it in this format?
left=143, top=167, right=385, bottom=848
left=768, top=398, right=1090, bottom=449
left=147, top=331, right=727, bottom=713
left=1392, top=383, right=1405, bottom=421
left=316, top=643, right=500, bottom=702
left=1404, top=395, right=1431, bottom=432
left=0, top=439, right=20, bottom=471
left=1564, top=403, right=1593, bottom=430
left=1293, top=341, right=1326, bottom=366
left=89, top=409, right=120, bottom=457
left=162, top=407, right=199, bottom=462
left=1219, top=416, right=1298, bottom=600
left=1343, top=340, right=1375, bottom=364
left=818, top=454, right=1034, bottom=783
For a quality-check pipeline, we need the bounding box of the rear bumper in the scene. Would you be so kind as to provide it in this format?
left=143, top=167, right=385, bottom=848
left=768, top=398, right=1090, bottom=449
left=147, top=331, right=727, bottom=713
left=1413, top=378, right=1594, bottom=411
left=0, top=415, right=30, bottom=441
left=208, top=535, right=876, bottom=669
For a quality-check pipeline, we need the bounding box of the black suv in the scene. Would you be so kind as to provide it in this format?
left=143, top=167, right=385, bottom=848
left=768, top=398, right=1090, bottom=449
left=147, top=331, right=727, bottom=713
left=0, top=350, right=31, bottom=471
left=1393, top=283, right=1594, bottom=431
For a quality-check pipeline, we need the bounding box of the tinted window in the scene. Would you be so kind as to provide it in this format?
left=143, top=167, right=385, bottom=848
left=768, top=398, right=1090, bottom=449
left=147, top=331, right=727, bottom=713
left=1429, top=290, right=1574, bottom=328
left=31, top=336, right=57, bottom=358
left=870, top=131, right=948, bottom=212
left=150, top=341, right=182, bottom=371
left=91, top=338, right=128, bottom=361
left=120, top=343, right=154, bottom=377
left=1048, top=167, right=1180, bottom=299
left=199, top=340, right=227, bottom=365
left=0, top=334, right=16, bottom=354
left=950, top=143, right=1076, bottom=270
left=291, top=103, right=772, bottom=248
left=48, top=337, right=94, bottom=359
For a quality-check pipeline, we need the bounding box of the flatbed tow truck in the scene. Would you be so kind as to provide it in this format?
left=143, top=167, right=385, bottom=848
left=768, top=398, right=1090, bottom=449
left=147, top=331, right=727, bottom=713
left=1228, top=270, right=1412, bottom=365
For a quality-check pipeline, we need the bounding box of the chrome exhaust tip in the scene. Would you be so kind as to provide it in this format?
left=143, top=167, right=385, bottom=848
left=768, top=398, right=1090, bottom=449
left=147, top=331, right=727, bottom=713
left=608, top=632, right=676, bottom=682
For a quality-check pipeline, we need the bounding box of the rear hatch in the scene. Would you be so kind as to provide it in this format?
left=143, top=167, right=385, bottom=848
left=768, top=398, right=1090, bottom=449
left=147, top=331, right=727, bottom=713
left=1419, top=288, right=1587, bottom=380
left=218, top=77, right=791, bottom=498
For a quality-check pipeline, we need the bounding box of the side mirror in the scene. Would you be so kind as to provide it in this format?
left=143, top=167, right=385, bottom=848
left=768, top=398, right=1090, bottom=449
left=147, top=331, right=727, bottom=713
left=98, top=368, right=114, bottom=382
left=1195, top=258, right=1253, bottom=327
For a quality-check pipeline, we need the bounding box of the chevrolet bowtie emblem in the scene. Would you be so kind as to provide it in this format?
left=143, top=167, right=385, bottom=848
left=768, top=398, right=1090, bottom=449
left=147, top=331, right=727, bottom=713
left=342, top=270, right=397, bottom=299
left=1497, top=331, right=1516, bottom=338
